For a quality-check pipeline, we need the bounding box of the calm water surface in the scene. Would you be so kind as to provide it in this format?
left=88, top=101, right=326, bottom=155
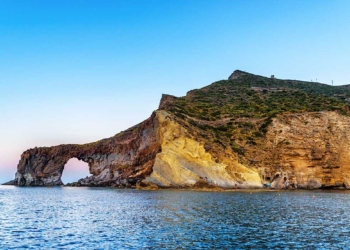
left=1, top=186, right=350, bottom=249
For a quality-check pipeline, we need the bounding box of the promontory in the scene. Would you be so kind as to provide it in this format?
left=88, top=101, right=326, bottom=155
left=4, top=70, right=350, bottom=190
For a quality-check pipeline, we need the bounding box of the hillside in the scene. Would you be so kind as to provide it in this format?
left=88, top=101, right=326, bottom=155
left=169, top=70, right=350, bottom=121
left=161, top=70, right=350, bottom=164
left=5, top=70, right=350, bottom=189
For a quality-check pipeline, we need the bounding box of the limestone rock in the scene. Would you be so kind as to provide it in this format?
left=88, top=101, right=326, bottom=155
left=144, top=111, right=262, bottom=189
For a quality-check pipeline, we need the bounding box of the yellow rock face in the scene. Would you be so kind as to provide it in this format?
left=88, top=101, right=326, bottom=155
left=144, top=111, right=262, bottom=188
left=264, top=111, right=350, bottom=189
left=144, top=111, right=350, bottom=189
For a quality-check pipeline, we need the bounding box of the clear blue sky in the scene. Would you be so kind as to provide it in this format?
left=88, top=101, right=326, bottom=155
left=1, top=0, right=350, bottom=183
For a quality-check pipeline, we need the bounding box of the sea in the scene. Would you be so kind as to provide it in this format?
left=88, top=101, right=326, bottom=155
left=1, top=186, right=350, bottom=249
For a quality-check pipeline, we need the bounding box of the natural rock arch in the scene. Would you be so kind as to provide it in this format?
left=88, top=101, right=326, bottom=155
left=13, top=113, right=161, bottom=186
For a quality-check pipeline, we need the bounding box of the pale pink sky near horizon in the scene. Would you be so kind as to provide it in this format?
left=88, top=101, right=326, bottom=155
left=61, top=158, right=90, bottom=184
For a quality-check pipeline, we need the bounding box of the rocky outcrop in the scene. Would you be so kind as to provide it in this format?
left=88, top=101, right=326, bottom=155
left=144, top=111, right=350, bottom=189
left=158, top=94, right=178, bottom=110
left=11, top=113, right=161, bottom=187
left=143, top=111, right=262, bottom=188
left=5, top=70, right=350, bottom=190
left=263, top=112, right=350, bottom=189
left=2, top=180, right=16, bottom=185
left=228, top=70, right=248, bottom=80
left=8, top=109, right=262, bottom=189
left=6, top=109, right=350, bottom=189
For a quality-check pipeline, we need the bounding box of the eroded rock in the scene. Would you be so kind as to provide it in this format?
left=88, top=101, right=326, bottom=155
left=6, top=110, right=350, bottom=190
left=9, top=113, right=161, bottom=186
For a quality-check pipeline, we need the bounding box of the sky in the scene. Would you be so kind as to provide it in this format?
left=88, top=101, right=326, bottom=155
left=1, top=0, right=350, bottom=183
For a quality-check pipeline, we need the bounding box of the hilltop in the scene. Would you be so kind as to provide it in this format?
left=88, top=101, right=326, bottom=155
left=169, top=70, right=350, bottom=121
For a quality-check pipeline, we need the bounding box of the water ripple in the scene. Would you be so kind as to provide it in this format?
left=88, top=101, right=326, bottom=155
left=1, top=187, right=350, bottom=249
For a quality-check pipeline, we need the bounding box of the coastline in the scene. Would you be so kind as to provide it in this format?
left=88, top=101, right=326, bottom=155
left=3, top=181, right=349, bottom=192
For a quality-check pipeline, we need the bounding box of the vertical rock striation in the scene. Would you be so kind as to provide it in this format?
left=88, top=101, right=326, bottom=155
left=264, top=112, right=350, bottom=189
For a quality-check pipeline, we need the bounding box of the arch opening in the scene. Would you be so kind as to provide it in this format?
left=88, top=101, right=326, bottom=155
left=61, top=158, right=91, bottom=185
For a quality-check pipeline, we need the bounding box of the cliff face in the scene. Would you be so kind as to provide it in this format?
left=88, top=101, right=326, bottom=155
left=145, top=110, right=350, bottom=189
left=13, top=113, right=161, bottom=187
left=145, top=111, right=261, bottom=188
left=6, top=70, right=350, bottom=189
left=10, top=110, right=261, bottom=188
left=265, top=112, right=350, bottom=189
left=10, top=109, right=350, bottom=189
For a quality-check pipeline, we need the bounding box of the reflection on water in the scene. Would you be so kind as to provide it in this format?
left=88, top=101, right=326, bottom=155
left=1, top=187, right=350, bottom=249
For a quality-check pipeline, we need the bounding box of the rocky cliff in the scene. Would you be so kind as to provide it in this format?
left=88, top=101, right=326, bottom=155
left=10, top=113, right=161, bottom=187
left=5, top=70, right=350, bottom=189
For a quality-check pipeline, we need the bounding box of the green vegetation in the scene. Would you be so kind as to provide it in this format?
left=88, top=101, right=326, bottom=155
left=169, top=73, right=350, bottom=121
left=167, top=72, right=350, bottom=151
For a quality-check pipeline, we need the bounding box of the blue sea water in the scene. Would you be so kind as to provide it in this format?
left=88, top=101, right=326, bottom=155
left=0, top=186, right=350, bottom=249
